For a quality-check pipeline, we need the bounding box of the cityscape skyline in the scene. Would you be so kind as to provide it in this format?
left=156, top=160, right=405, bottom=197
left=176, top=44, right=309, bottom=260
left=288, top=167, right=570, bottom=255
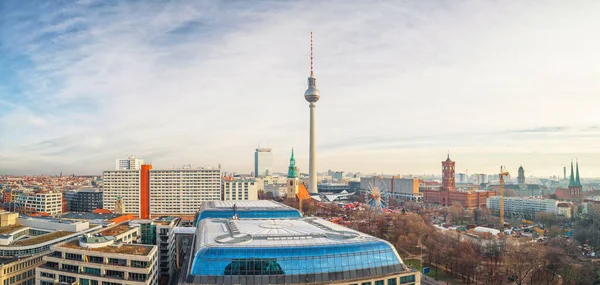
left=2, top=1, right=600, bottom=175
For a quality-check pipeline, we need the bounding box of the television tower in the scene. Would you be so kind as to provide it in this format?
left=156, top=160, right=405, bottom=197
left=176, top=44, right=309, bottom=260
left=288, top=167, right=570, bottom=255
left=305, top=32, right=320, bottom=194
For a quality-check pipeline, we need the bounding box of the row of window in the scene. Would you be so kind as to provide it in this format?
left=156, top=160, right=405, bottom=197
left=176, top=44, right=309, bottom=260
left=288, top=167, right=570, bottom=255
left=2, top=257, right=42, bottom=275
left=2, top=269, right=34, bottom=285
left=350, top=274, right=415, bottom=285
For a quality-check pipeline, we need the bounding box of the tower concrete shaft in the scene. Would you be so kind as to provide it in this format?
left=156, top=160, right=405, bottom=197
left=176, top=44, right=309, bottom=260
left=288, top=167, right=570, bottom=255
left=308, top=102, right=317, bottom=193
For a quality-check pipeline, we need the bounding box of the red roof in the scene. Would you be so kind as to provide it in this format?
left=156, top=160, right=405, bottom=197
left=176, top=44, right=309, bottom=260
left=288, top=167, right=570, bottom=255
left=93, top=208, right=112, bottom=214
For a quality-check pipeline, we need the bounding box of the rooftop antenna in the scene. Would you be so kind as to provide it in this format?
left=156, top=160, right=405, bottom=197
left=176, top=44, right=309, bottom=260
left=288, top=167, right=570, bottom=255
left=310, top=31, right=314, bottom=77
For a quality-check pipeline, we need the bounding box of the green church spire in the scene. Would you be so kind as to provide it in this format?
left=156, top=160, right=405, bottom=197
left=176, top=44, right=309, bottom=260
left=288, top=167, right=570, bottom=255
left=576, top=160, right=581, bottom=187
left=569, top=161, right=575, bottom=187
left=287, top=148, right=298, bottom=178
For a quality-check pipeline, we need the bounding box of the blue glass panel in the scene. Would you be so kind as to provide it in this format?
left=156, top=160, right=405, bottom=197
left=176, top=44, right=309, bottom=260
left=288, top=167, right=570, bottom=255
left=197, top=210, right=302, bottom=226
left=190, top=241, right=403, bottom=276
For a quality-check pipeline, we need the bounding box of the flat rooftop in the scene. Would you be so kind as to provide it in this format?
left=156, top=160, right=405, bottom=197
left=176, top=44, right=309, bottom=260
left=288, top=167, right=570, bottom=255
left=99, top=225, right=134, bottom=237
left=61, top=212, right=124, bottom=220
left=60, top=240, right=153, bottom=256
left=0, top=225, right=25, bottom=235
left=12, top=231, right=74, bottom=246
left=197, top=217, right=379, bottom=248
left=203, top=200, right=293, bottom=210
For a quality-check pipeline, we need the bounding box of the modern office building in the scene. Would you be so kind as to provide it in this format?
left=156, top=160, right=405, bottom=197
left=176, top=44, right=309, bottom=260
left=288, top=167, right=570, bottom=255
left=181, top=201, right=419, bottom=285
left=222, top=179, right=259, bottom=201
left=0, top=255, right=43, bottom=285
left=14, top=191, right=62, bottom=216
left=103, top=167, right=221, bottom=218
left=185, top=217, right=418, bottom=285
left=65, top=188, right=103, bottom=212
left=317, top=183, right=349, bottom=193
left=36, top=234, right=157, bottom=285
left=486, top=196, right=560, bottom=218
left=254, top=148, right=273, bottom=178
left=116, top=155, right=145, bottom=170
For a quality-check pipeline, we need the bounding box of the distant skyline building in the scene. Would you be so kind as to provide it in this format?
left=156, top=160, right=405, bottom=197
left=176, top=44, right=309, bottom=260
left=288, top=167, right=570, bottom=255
left=65, top=188, right=103, bottom=212
left=304, top=33, right=320, bottom=194
left=223, top=179, right=259, bottom=201
left=517, top=166, right=525, bottom=185
left=568, top=160, right=583, bottom=201
left=254, top=147, right=273, bottom=177
left=116, top=155, right=144, bottom=170
left=441, top=154, right=456, bottom=191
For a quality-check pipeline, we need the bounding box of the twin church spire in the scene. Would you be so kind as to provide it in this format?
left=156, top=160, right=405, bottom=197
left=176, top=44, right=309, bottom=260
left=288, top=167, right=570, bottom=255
left=568, top=160, right=581, bottom=187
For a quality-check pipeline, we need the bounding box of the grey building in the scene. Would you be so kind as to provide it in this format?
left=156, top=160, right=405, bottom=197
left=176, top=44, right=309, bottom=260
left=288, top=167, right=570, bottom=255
left=66, top=189, right=103, bottom=212
left=254, top=147, right=273, bottom=178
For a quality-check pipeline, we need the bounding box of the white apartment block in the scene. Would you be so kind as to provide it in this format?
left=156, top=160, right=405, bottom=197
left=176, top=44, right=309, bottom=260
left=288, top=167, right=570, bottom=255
left=116, top=155, right=144, bottom=170
left=15, top=191, right=62, bottom=216
left=223, top=179, right=259, bottom=201
left=149, top=168, right=221, bottom=215
left=36, top=236, right=157, bottom=285
left=487, top=196, right=559, bottom=217
left=103, top=170, right=141, bottom=214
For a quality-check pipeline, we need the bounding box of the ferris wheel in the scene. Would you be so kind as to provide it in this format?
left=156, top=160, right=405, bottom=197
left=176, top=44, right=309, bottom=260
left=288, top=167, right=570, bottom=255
left=366, top=178, right=389, bottom=212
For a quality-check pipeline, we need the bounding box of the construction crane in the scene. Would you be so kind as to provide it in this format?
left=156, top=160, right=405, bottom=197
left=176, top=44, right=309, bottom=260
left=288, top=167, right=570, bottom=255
left=499, top=166, right=510, bottom=229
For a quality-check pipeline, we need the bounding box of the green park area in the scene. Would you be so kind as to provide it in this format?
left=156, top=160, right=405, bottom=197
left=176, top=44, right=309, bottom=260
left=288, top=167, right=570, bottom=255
left=404, top=259, right=461, bottom=284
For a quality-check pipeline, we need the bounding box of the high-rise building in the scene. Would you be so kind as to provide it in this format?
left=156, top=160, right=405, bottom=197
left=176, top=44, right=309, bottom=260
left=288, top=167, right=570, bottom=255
left=103, top=170, right=141, bottom=215
left=304, top=32, right=320, bottom=194
left=149, top=168, right=221, bottom=215
left=131, top=217, right=180, bottom=284
left=223, top=179, right=259, bottom=201
left=254, top=148, right=273, bottom=178
left=103, top=167, right=221, bottom=217
left=116, top=155, right=144, bottom=170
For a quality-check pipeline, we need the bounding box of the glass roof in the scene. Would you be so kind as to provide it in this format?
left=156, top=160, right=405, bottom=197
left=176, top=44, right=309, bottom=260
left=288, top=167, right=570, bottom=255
left=190, top=241, right=403, bottom=276
left=196, top=210, right=302, bottom=227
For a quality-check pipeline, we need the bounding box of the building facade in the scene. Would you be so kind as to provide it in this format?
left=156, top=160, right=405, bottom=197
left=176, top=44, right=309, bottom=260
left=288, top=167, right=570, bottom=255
left=223, top=179, right=258, bottom=201
left=116, top=155, right=144, bottom=170
left=254, top=148, right=273, bottom=178
left=149, top=168, right=221, bottom=215
left=36, top=236, right=157, bottom=285
left=103, top=167, right=221, bottom=217
left=65, top=189, right=103, bottom=212
left=103, top=170, right=141, bottom=215
left=15, top=192, right=62, bottom=216
left=442, top=155, right=455, bottom=191
left=487, top=196, right=560, bottom=218
left=360, top=177, right=420, bottom=200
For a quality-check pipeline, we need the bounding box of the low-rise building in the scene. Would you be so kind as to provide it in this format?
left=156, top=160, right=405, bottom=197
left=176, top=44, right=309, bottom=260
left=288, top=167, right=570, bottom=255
left=14, top=191, right=62, bottom=216
left=487, top=196, right=560, bottom=218
left=36, top=235, right=157, bottom=285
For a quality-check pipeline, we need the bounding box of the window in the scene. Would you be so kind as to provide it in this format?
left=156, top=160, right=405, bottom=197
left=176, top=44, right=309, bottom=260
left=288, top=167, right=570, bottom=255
left=59, top=275, right=76, bottom=284
left=40, top=272, right=55, bottom=279
left=400, top=275, right=416, bottom=284
left=131, top=260, right=149, bottom=268
left=87, top=255, right=104, bottom=263
left=375, top=281, right=384, bottom=285
left=107, top=258, right=126, bottom=266
left=65, top=253, right=82, bottom=261
left=105, top=270, right=124, bottom=279
left=362, top=283, right=372, bottom=285
left=62, top=264, right=79, bottom=273
left=84, top=267, right=101, bottom=276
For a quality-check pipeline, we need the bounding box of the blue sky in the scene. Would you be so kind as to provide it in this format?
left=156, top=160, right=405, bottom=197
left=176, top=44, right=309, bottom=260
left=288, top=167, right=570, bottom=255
left=1, top=0, right=600, bottom=177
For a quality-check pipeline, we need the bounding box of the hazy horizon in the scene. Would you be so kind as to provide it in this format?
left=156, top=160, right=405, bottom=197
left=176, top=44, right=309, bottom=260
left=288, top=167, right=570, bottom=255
left=2, top=1, right=600, bottom=176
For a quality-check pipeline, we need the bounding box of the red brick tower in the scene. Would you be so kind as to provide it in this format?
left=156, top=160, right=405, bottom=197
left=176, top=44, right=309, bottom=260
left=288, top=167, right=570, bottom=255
left=442, top=154, right=456, bottom=192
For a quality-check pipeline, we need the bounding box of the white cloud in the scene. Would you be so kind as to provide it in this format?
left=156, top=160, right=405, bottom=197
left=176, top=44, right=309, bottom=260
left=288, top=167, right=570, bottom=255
left=1, top=1, right=600, bottom=176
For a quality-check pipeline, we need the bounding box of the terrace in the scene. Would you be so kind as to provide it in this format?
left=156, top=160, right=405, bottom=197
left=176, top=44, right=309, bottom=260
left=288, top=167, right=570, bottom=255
left=0, top=225, right=24, bottom=235
left=12, top=231, right=74, bottom=246
left=60, top=240, right=153, bottom=256
left=99, top=225, right=133, bottom=237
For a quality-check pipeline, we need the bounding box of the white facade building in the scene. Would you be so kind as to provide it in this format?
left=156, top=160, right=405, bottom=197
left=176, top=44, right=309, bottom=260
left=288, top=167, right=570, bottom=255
left=149, top=168, right=221, bottom=215
left=487, top=196, right=559, bottom=217
left=15, top=191, right=62, bottom=216
left=223, top=179, right=259, bottom=201
left=116, top=155, right=144, bottom=170
left=254, top=148, right=273, bottom=178
left=103, top=170, right=141, bottom=214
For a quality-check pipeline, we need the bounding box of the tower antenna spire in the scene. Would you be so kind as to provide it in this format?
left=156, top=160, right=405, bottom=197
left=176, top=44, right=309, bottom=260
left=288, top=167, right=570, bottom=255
left=310, top=31, right=314, bottom=77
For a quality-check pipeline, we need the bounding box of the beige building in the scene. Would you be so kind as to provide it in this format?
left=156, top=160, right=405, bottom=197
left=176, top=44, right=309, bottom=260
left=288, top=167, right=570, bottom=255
left=0, top=211, right=18, bottom=227
left=36, top=235, right=157, bottom=285
left=222, top=179, right=259, bottom=201
left=0, top=254, right=44, bottom=285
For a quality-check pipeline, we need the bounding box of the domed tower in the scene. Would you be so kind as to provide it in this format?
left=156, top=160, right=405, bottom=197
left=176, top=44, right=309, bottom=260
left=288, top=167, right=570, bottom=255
left=517, top=166, right=525, bottom=185
left=305, top=32, right=320, bottom=194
